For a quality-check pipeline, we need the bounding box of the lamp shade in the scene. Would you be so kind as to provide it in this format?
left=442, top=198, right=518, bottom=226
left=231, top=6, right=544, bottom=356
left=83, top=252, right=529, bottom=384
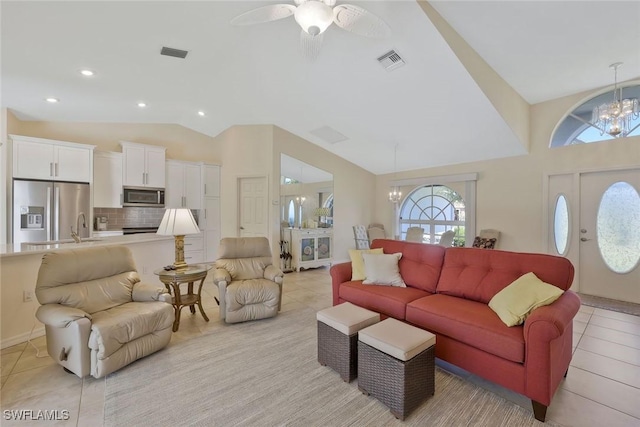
left=157, top=209, right=200, bottom=236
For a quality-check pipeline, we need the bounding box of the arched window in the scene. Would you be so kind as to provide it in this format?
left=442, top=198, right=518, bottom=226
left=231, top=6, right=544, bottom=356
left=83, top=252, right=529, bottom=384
left=551, top=83, right=639, bottom=147
left=399, top=185, right=465, bottom=245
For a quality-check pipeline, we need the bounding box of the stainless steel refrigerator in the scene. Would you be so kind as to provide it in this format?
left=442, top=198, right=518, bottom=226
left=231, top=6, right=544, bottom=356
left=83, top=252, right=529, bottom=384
left=13, top=179, right=90, bottom=245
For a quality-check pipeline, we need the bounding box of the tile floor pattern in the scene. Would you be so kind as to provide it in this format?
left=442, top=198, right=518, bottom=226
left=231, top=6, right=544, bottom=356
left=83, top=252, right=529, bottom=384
left=1, top=267, right=639, bottom=426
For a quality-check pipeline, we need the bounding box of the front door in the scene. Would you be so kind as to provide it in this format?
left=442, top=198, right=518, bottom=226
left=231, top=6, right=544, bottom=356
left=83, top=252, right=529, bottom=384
left=238, top=176, right=268, bottom=238
left=579, top=169, right=640, bottom=303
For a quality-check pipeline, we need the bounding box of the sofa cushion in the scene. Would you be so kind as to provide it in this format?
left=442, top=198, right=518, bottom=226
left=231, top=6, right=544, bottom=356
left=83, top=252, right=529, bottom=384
left=437, top=247, right=575, bottom=304
left=88, top=301, right=174, bottom=359
left=371, top=239, right=445, bottom=293
left=406, top=294, right=525, bottom=363
left=489, top=272, right=564, bottom=326
left=339, top=281, right=430, bottom=319
left=362, top=252, right=405, bottom=287
left=349, top=248, right=384, bottom=281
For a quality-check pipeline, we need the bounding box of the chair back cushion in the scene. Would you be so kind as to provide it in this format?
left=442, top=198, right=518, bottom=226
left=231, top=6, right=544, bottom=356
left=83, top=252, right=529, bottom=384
left=216, top=237, right=273, bottom=280
left=36, top=246, right=139, bottom=314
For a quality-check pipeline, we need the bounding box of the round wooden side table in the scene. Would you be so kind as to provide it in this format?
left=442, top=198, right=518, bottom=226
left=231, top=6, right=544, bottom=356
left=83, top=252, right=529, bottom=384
left=154, top=264, right=212, bottom=332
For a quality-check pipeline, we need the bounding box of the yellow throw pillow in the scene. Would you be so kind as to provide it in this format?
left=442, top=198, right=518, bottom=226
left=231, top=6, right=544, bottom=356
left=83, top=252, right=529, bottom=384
left=348, top=248, right=384, bottom=281
left=489, top=272, right=564, bottom=327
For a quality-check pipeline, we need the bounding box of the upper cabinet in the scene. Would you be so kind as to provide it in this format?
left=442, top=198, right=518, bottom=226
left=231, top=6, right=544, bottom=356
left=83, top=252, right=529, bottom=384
left=165, top=160, right=202, bottom=209
left=11, top=135, right=95, bottom=182
left=94, top=151, right=123, bottom=208
left=120, top=141, right=166, bottom=188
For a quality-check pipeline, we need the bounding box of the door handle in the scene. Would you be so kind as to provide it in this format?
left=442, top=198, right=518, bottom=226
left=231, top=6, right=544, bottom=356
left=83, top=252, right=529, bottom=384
left=55, top=162, right=58, bottom=177
left=240, top=226, right=244, bottom=230
left=580, top=229, right=587, bottom=234
left=580, top=237, right=592, bottom=242
left=50, top=162, right=54, bottom=177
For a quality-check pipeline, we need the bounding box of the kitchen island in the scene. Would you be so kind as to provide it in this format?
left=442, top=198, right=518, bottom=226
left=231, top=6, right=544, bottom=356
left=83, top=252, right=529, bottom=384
left=0, top=233, right=180, bottom=348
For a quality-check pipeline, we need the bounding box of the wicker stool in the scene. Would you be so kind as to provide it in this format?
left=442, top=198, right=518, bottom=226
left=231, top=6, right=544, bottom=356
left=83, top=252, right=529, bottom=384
left=317, top=302, right=380, bottom=382
left=358, top=318, right=436, bottom=420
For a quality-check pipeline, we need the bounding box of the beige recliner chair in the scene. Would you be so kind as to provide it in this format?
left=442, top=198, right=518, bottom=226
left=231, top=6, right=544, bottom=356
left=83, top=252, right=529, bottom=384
left=35, top=246, right=174, bottom=379
left=213, top=237, right=283, bottom=323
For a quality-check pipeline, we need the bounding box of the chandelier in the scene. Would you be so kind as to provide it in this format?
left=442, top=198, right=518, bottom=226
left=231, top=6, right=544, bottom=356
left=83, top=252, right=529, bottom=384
left=591, top=62, right=639, bottom=137
left=389, top=144, right=402, bottom=204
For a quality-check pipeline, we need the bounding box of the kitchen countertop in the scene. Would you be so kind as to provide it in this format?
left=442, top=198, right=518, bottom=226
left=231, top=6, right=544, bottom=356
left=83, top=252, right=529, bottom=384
left=0, top=233, right=174, bottom=258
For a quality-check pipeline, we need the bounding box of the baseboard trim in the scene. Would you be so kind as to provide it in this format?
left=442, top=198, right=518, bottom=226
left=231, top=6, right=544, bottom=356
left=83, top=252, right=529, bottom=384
left=1, top=327, right=45, bottom=350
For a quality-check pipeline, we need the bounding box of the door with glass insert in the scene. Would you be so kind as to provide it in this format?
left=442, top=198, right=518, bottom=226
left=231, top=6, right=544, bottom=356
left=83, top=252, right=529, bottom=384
left=579, top=169, right=640, bottom=303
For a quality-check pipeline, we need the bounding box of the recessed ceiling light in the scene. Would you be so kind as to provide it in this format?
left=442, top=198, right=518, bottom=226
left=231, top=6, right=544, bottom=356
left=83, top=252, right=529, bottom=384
left=80, top=69, right=94, bottom=77
left=45, top=97, right=59, bottom=103
left=137, top=102, right=147, bottom=108
left=198, top=111, right=205, bottom=117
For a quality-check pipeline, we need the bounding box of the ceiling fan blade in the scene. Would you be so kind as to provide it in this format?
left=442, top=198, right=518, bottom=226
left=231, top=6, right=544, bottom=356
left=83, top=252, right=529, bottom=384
left=300, top=29, right=324, bottom=61
left=333, top=4, right=391, bottom=39
left=231, top=4, right=297, bottom=26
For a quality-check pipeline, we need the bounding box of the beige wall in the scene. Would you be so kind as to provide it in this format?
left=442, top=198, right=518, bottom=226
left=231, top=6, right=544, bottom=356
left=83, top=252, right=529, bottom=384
left=213, top=125, right=274, bottom=240
left=374, top=85, right=640, bottom=253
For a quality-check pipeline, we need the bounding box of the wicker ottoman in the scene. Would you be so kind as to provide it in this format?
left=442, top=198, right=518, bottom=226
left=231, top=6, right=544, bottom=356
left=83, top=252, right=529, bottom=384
left=317, top=302, right=380, bottom=382
left=358, top=318, right=436, bottom=420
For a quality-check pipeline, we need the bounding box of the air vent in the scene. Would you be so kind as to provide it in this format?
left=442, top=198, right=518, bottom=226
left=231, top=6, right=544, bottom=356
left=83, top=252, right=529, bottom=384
left=160, top=46, right=189, bottom=59
left=377, top=50, right=405, bottom=71
left=309, top=126, right=348, bottom=144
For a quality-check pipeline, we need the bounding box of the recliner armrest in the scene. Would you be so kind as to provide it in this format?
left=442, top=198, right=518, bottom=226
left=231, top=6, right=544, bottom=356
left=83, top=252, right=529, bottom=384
left=132, top=282, right=170, bottom=302
left=264, top=264, right=284, bottom=284
left=213, top=268, right=231, bottom=285
left=36, top=304, right=91, bottom=328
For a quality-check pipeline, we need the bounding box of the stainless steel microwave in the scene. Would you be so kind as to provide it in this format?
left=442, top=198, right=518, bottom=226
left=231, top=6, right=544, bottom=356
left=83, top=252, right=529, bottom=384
left=123, top=187, right=165, bottom=207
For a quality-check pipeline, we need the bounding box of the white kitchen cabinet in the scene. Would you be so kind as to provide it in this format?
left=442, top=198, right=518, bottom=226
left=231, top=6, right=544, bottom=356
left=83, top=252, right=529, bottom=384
left=203, top=164, right=220, bottom=197
left=184, top=234, right=204, bottom=264
left=165, top=160, right=202, bottom=209
left=11, top=135, right=95, bottom=182
left=93, top=151, right=123, bottom=208
left=200, top=166, right=221, bottom=262
left=200, top=197, right=220, bottom=231
left=287, top=228, right=333, bottom=272
left=120, top=141, right=166, bottom=188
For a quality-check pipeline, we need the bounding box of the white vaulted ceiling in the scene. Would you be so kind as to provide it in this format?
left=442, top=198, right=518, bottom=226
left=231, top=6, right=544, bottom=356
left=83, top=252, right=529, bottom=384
left=2, top=1, right=639, bottom=174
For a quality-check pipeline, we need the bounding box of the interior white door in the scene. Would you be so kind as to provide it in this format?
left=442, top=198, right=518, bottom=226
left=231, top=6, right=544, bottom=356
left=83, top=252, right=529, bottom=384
left=238, top=177, right=268, bottom=238
left=579, top=169, right=640, bottom=303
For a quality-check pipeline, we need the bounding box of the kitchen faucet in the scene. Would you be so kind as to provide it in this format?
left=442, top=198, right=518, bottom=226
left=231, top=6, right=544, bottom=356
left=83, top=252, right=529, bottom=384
left=71, top=212, right=87, bottom=243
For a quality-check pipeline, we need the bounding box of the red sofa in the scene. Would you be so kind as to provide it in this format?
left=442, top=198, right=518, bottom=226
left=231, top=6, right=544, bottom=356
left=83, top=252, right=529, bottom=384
left=330, top=239, right=580, bottom=422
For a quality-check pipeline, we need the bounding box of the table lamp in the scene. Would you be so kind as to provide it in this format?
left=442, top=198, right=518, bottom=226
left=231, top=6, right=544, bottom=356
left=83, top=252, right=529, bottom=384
left=156, top=208, right=201, bottom=270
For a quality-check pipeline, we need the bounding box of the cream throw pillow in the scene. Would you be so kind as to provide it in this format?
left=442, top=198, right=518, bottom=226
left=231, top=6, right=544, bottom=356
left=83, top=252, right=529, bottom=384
left=348, top=248, right=384, bottom=281
left=362, top=252, right=406, bottom=287
left=489, top=272, right=564, bottom=327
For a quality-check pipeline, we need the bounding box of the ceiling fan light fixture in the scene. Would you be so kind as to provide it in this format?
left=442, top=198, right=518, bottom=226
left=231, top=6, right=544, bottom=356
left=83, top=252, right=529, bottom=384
left=295, top=1, right=333, bottom=36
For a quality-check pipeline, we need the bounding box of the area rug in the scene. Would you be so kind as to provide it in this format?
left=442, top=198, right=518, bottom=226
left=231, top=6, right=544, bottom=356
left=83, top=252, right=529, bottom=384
left=104, top=308, right=559, bottom=427
left=578, top=293, right=640, bottom=317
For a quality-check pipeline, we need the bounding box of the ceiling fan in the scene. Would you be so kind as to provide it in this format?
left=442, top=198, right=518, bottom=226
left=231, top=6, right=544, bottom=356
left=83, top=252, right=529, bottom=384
left=231, top=0, right=391, bottom=60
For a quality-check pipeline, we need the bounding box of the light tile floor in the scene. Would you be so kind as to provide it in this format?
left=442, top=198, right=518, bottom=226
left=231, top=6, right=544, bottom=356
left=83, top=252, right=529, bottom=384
left=1, top=267, right=639, bottom=426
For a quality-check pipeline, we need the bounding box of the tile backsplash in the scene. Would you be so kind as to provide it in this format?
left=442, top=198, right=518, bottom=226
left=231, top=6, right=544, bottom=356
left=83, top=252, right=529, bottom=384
left=93, top=207, right=166, bottom=230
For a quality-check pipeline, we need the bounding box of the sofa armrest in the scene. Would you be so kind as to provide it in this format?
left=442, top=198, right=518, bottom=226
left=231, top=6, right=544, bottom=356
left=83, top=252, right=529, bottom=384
left=524, top=290, right=581, bottom=342
left=523, top=290, right=581, bottom=405
left=36, top=304, right=91, bottom=328
left=132, top=282, right=170, bottom=302
left=264, top=264, right=284, bottom=284
left=330, top=262, right=352, bottom=306
left=213, top=268, right=231, bottom=286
